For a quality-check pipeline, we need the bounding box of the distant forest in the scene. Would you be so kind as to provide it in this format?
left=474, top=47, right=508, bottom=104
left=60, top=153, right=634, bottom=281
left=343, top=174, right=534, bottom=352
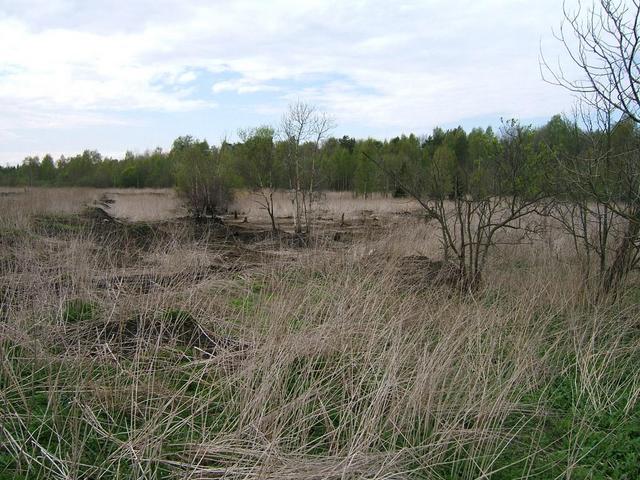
left=2, top=114, right=638, bottom=197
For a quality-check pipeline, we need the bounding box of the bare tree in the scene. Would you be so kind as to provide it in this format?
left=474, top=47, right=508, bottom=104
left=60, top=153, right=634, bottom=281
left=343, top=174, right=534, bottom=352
left=366, top=121, right=545, bottom=291
left=546, top=105, right=615, bottom=292
left=543, top=0, right=640, bottom=121
left=280, top=101, right=335, bottom=236
left=542, top=0, right=640, bottom=293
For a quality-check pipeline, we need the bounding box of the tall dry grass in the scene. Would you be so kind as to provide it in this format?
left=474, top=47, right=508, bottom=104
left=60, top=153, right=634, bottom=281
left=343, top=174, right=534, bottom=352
left=230, top=191, right=419, bottom=223
left=0, top=188, right=410, bottom=226
left=0, top=189, right=638, bottom=479
left=0, top=187, right=185, bottom=226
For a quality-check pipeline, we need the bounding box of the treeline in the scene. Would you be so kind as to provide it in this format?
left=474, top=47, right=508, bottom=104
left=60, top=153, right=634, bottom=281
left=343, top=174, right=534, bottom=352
left=0, top=148, right=175, bottom=189
left=3, top=114, right=637, bottom=196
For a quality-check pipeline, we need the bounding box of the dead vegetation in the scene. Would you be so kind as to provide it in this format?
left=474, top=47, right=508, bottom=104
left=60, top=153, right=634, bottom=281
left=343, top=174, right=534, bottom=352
left=0, top=188, right=639, bottom=479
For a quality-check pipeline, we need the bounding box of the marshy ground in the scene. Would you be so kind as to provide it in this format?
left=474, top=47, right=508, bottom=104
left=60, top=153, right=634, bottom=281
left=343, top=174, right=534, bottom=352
left=1, top=188, right=639, bottom=479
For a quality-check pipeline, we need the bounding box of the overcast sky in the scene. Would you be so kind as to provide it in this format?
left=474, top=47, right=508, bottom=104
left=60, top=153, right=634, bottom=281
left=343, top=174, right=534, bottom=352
left=0, top=0, right=579, bottom=165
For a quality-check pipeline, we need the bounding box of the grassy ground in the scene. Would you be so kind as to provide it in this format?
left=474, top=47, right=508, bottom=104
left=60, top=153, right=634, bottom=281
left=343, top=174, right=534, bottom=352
left=1, top=188, right=639, bottom=479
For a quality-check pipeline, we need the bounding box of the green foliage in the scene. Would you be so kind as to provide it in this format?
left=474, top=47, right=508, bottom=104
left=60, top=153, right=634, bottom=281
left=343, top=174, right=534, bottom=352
left=172, top=137, right=234, bottom=217
left=354, top=138, right=385, bottom=196
left=2, top=114, right=639, bottom=206
left=426, top=145, right=456, bottom=197
left=490, top=364, right=640, bottom=480
left=321, top=136, right=358, bottom=191
left=1, top=343, right=142, bottom=479
left=539, top=377, right=640, bottom=479
left=236, top=126, right=281, bottom=190
left=161, top=307, right=194, bottom=324
left=62, top=299, right=99, bottom=323
left=229, top=279, right=268, bottom=316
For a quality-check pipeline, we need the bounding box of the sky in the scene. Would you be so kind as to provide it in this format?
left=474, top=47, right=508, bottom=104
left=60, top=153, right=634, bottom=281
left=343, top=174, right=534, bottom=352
left=0, top=0, right=580, bottom=166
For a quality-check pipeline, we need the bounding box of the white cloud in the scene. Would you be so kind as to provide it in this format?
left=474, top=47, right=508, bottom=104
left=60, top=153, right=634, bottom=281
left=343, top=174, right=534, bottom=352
left=0, top=0, right=580, bottom=163
left=211, top=78, right=279, bottom=94
left=0, top=17, right=214, bottom=112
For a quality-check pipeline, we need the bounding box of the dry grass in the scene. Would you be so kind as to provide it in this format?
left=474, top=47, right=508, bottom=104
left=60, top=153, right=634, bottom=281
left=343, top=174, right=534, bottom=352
left=0, top=188, right=638, bottom=479
left=230, top=191, right=420, bottom=223
left=0, top=188, right=185, bottom=225
left=0, top=188, right=413, bottom=225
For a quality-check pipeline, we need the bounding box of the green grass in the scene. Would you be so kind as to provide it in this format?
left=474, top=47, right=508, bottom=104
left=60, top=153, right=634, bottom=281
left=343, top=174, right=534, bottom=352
left=61, top=298, right=100, bottom=324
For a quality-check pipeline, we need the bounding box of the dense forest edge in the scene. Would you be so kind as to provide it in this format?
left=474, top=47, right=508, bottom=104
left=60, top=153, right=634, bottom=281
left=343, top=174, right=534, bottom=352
left=2, top=114, right=636, bottom=197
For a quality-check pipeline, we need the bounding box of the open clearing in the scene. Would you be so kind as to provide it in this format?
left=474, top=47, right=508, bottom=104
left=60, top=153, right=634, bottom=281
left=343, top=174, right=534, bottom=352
left=1, top=188, right=639, bottom=479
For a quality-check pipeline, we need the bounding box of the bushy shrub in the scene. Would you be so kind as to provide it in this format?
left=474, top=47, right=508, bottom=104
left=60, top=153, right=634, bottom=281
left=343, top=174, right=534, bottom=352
left=177, top=173, right=232, bottom=218
left=172, top=136, right=234, bottom=218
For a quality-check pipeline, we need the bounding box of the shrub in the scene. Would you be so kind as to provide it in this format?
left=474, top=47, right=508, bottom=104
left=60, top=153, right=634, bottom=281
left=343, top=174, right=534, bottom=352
left=172, top=136, right=234, bottom=218
left=177, top=174, right=232, bottom=218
